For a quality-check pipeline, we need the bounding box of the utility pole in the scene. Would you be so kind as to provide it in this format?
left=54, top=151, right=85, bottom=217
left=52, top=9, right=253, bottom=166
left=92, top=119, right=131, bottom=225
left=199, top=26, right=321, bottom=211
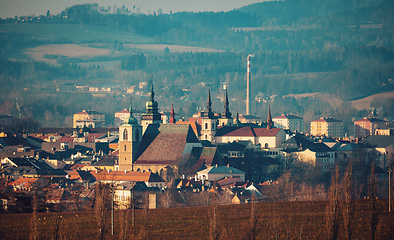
left=132, top=184, right=135, bottom=226
left=111, top=186, right=114, bottom=235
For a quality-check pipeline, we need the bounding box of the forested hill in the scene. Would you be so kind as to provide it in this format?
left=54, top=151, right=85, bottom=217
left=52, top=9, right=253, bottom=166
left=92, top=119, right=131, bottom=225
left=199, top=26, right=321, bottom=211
left=27, top=0, right=393, bottom=51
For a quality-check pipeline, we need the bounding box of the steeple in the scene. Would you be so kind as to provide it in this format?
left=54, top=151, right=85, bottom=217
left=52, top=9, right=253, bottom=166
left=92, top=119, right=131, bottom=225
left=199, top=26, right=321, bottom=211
left=124, top=97, right=138, bottom=125
left=206, top=88, right=214, bottom=119
left=267, top=104, right=273, bottom=130
left=141, top=75, right=162, bottom=134
left=169, top=104, right=176, bottom=124
left=145, top=76, right=159, bottom=115
left=223, top=89, right=232, bottom=119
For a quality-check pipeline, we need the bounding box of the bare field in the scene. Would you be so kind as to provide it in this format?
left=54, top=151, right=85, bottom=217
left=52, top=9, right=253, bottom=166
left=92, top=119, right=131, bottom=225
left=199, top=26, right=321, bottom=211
left=351, top=91, right=394, bottom=110
left=25, top=44, right=112, bottom=64
left=123, top=43, right=225, bottom=53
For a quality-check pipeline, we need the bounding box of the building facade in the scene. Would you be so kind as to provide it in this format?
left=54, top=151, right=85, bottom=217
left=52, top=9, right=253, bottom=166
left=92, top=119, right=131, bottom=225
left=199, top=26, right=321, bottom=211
left=354, top=117, right=387, bottom=138
left=273, top=114, right=304, bottom=133
left=73, top=110, right=105, bottom=128
left=310, top=117, right=343, bottom=138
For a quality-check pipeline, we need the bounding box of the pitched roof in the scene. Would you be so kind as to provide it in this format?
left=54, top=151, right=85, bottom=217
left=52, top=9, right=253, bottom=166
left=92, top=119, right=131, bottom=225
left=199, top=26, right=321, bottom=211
left=360, top=135, right=394, bottom=148
left=198, top=165, right=245, bottom=175
left=94, top=155, right=117, bottom=166
left=8, top=177, right=39, bottom=188
left=253, top=128, right=281, bottom=137
left=135, top=124, right=200, bottom=165
left=355, top=117, right=386, bottom=123
left=91, top=170, right=165, bottom=182
left=198, top=147, right=219, bottom=166
left=67, top=170, right=95, bottom=181
left=218, top=126, right=256, bottom=137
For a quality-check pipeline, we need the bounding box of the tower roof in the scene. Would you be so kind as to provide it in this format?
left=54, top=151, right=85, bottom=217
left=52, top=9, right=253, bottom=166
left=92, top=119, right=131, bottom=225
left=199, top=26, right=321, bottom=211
left=123, top=97, right=138, bottom=125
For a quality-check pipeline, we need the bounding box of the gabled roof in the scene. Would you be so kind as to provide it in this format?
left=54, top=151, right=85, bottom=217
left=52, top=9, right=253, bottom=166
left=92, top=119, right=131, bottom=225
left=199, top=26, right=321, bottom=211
left=135, top=124, right=200, bottom=165
left=217, top=176, right=244, bottom=187
left=198, top=147, right=219, bottom=166
left=254, top=128, right=281, bottom=137
left=360, top=135, right=394, bottom=148
left=303, top=143, right=333, bottom=153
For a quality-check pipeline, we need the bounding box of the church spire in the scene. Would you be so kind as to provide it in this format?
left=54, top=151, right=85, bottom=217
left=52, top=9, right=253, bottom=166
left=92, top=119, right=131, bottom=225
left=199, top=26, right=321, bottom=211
left=149, top=75, right=155, bottom=102
left=207, top=88, right=212, bottom=113
left=169, top=104, right=176, bottom=124
left=124, top=97, right=138, bottom=125
left=223, top=89, right=232, bottom=118
left=267, top=104, right=273, bottom=130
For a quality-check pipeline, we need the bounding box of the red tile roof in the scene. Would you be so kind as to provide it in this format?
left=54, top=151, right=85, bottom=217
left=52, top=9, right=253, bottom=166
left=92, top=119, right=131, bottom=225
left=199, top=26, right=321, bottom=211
left=91, top=170, right=164, bottom=182
left=253, top=128, right=281, bottom=137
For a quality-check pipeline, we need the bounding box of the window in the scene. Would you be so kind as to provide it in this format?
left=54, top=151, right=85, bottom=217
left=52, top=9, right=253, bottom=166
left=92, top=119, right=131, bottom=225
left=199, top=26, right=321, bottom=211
left=205, top=123, right=208, bottom=129
left=124, top=145, right=126, bottom=151
left=123, top=129, right=128, bottom=141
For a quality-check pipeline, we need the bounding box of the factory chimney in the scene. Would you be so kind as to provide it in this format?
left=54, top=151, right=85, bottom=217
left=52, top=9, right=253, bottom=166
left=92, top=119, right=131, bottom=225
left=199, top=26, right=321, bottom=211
left=246, top=54, right=254, bottom=115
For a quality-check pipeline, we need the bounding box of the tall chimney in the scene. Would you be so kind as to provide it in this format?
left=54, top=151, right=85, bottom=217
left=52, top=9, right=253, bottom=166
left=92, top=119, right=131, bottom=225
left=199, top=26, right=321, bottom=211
left=246, top=55, right=253, bottom=115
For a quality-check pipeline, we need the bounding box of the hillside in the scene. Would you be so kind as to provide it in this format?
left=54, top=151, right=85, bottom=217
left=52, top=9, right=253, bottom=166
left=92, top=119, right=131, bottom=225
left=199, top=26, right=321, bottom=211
left=0, top=200, right=393, bottom=239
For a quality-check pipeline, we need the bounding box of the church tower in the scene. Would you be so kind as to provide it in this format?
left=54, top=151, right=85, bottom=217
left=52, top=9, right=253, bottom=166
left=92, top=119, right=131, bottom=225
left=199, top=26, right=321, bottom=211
left=141, top=77, right=162, bottom=134
left=201, top=88, right=217, bottom=142
left=119, top=98, right=142, bottom=171
left=219, top=89, right=233, bottom=127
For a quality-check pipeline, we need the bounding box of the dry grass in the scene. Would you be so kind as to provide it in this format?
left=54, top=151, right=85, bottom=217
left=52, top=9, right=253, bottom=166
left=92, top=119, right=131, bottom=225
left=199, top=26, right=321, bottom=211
left=351, top=91, right=394, bottom=110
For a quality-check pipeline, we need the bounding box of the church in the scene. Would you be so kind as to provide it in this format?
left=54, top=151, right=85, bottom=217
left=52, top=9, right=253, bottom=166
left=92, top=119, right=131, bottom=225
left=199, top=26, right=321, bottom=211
left=117, top=81, right=219, bottom=179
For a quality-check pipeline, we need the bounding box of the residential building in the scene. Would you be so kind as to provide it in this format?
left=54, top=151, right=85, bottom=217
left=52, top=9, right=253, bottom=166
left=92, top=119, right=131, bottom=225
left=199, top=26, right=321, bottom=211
left=197, top=165, right=245, bottom=181
left=73, top=110, right=105, bottom=128
left=354, top=117, right=387, bottom=138
left=310, top=117, right=343, bottom=138
left=273, top=114, right=304, bottom=133
left=359, top=135, right=394, bottom=169
left=295, top=143, right=336, bottom=171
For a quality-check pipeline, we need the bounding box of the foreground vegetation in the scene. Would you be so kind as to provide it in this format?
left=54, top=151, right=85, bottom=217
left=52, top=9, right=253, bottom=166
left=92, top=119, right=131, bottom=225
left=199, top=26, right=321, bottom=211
left=0, top=199, right=393, bottom=240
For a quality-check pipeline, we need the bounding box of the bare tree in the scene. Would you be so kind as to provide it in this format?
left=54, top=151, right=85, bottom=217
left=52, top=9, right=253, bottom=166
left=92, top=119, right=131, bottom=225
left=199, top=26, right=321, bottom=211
left=341, top=162, right=354, bottom=240
left=326, top=165, right=340, bottom=240
left=94, top=182, right=111, bottom=240
left=368, top=163, right=377, bottom=240
left=209, top=205, right=220, bottom=240
left=30, top=193, right=38, bottom=240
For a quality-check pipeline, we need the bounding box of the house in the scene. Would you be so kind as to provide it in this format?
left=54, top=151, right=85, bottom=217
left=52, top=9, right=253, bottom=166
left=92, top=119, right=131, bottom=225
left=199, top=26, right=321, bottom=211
left=359, top=135, right=394, bottom=169
left=295, top=143, right=336, bottom=171
left=354, top=117, right=388, bottom=138
left=216, top=141, right=253, bottom=158
left=310, top=117, right=343, bottom=138
left=197, top=165, right=245, bottom=181
left=93, top=155, right=117, bottom=171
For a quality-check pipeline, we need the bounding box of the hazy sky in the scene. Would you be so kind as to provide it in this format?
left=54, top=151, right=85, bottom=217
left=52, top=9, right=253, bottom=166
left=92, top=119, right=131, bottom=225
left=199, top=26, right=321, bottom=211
left=0, top=0, right=266, bottom=18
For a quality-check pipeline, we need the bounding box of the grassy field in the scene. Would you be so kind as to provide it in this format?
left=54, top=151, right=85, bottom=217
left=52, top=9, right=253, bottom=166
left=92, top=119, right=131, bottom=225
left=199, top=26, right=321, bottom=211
left=0, top=199, right=393, bottom=240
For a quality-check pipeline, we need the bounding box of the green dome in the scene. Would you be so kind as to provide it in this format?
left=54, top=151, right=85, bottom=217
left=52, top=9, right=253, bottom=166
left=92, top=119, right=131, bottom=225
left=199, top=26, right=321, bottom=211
left=124, top=115, right=138, bottom=125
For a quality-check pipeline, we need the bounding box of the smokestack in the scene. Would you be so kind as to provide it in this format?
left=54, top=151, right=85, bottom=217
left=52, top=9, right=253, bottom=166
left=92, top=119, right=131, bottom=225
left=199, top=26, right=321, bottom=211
left=246, top=55, right=254, bottom=115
